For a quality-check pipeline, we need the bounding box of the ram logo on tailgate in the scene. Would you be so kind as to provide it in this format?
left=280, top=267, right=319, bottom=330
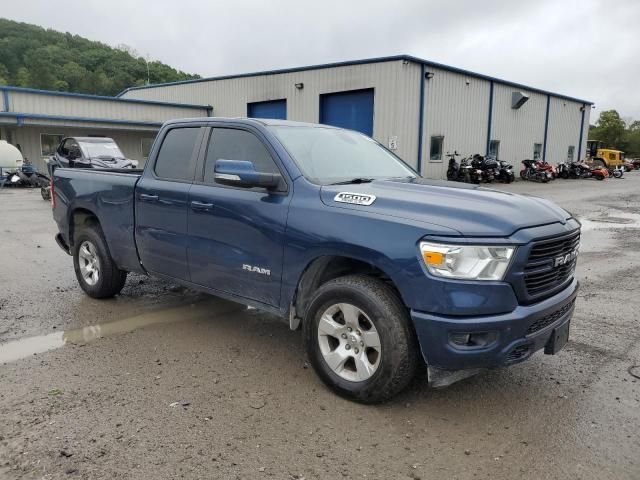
left=334, top=192, right=376, bottom=206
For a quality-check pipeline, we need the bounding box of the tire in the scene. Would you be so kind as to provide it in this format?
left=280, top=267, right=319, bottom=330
left=40, top=186, right=51, bottom=201
left=594, top=172, right=605, bottom=181
left=520, top=169, right=527, bottom=180
left=73, top=225, right=127, bottom=298
left=303, top=275, right=419, bottom=403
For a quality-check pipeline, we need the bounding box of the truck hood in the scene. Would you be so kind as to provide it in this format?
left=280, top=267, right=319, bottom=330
left=319, top=178, right=571, bottom=237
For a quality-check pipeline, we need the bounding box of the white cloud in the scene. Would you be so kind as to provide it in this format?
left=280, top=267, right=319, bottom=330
left=2, top=0, right=637, bottom=121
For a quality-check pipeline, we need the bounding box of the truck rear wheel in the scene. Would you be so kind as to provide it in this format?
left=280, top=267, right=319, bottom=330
left=73, top=226, right=127, bottom=298
left=303, top=275, right=418, bottom=403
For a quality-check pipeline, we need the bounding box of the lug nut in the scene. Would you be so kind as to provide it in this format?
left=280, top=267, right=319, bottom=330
left=347, top=327, right=352, bottom=332
left=360, top=341, right=364, bottom=347
left=356, top=330, right=361, bottom=335
left=341, top=333, right=347, bottom=339
left=354, top=348, right=359, bottom=354
left=345, top=344, right=351, bottom=350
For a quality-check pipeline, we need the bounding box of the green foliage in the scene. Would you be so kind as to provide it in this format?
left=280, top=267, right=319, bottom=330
left=0, top=18, right=199, bottom=96
left=589, top=109, right=640, bottom=157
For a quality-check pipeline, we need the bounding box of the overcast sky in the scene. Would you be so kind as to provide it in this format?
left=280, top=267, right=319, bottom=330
left=3, top=0, right=638, bottom=122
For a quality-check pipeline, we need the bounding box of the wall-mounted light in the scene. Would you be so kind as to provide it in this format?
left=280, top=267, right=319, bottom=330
left=424, top=71, right=434, bottom=79
left=465, top=78, right=470, bottom=85
left=295, top=82, right=304, bottom=89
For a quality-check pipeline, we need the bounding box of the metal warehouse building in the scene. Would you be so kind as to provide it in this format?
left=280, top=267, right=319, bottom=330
left=0, top=86, right=210, bottom=172
left=118, top=55, right=592, bottom=178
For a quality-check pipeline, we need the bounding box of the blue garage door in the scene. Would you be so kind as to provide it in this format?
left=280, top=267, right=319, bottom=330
left=247, top=99, right=287, bottom=120
left=320, top=88, right=374, bottom=136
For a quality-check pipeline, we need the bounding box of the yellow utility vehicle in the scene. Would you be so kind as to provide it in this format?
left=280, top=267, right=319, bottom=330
left=587, top=140, right=625, bottom=168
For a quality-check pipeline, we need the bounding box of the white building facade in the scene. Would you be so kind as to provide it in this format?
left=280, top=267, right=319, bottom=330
left=118, top=55, right=592, bottom=179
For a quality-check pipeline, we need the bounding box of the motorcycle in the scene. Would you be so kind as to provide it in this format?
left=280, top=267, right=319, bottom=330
left=608, top=165, right=624, bottom=179
left=572, top=161, right=608, bottom=180
left=556, top=160, right=572, bottom=179
left=520, top=159, right=552, bottom=182
left=446, top=151, right=462, bottom=181
left=495, top=158, right=515, bottom=183
left=446, top=152, right=478, bottom=183
left=470, top=154, right=499, bottom=183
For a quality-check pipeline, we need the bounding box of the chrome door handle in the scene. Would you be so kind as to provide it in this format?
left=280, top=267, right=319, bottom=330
left=139, top=193, right=159, bottom=202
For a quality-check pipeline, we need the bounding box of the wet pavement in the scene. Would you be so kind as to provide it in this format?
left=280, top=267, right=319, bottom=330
left=0, top=176, right=639, bottom=479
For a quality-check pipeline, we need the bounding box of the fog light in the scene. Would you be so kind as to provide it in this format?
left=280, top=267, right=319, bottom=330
left=449, top=331, right=497, bottom=350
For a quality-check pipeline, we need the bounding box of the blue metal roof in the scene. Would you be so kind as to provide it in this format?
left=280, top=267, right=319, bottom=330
left=0, top=85, right=211, bottom=110
left=116, top=54, right=593, bottom=105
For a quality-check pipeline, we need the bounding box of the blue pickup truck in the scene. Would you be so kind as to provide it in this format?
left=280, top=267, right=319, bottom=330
left=50, top=118, right=580, bottom=402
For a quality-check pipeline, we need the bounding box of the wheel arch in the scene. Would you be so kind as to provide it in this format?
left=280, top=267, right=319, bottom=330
left=68, top=207, right=101, bottom=248
left=289, top=254, right=406, bottom=331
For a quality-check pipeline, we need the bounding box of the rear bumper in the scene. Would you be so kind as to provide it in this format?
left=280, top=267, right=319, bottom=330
left=411, top=279, right=578, bottom=371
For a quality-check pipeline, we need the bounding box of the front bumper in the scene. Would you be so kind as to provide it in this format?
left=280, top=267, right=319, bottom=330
left=411, top=278, right=578, bottom=371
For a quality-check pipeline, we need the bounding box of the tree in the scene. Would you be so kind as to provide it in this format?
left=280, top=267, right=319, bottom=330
left=0, top=18, right=200, bottom=95
left=590, top=110, right=626, bottom=149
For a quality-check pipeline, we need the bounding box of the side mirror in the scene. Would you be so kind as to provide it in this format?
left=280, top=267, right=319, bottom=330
left=214, top=159, right=281, bottom=190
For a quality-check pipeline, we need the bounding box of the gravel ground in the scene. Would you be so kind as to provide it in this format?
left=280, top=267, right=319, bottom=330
left=0, top=174, right=639, bottom=479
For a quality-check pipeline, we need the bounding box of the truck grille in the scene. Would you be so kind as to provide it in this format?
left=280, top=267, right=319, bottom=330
left=524, top=230, right=580, bottom=299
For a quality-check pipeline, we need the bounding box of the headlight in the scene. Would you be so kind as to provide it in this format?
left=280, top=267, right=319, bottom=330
left=419, top=241, right=515, bottom=281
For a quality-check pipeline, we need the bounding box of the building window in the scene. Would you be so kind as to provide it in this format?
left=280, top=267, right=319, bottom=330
left=489, top=140, right=500, bottom=159
left=567, top=146, right=575, bottom=161
left=141, top=138, right=155, bottom=159
left=533, top=143, right=543, bottom=160
left=40, top=134, right=64, bottom=157
left=430, top=136, right=444, bottom=161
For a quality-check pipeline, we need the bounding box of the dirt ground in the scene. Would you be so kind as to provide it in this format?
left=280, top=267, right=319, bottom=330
left=0, top=175, right=639, bottom=480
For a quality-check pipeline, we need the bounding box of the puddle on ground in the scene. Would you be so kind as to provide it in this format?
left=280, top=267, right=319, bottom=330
left=0, top=298, right=241, bottom=364
left=578, top=210, right=640, bottom=231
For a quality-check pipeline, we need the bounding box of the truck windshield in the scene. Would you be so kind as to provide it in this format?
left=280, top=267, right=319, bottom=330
left=270, top=126, right=417, bottom=185
left=79, top=141, right=124, bottom=159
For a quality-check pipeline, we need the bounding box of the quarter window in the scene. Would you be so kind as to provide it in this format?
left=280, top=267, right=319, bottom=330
left=430, top=136, right=444, bottom=161
left=154, top=127, right=200, bottom=181
left=203, top=128, right=279, bottom=185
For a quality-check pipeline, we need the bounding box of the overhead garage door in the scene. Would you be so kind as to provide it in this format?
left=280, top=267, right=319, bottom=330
left=247, top=99, right=287, bottom=120
left=320, top=88, right=374, bottom=136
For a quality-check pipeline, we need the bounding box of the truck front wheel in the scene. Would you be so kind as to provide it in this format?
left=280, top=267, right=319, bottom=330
left=73, top=226, right=127, bottom=298
left=304, top=275, right=418, bottom=403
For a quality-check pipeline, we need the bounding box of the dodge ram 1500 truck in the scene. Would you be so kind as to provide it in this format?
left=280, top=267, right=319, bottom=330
left=50, top=118, right=580, bottom=403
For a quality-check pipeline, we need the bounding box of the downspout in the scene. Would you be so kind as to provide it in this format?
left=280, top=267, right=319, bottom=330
left=485, top=81, right=494, bottom=155
left=416, top=64, right=426, bottom=174
left=206, top=105, right=213, bottom=117
left=577, top=104, right=586, bottom=160
left=542, top=95, right=550, bottom=161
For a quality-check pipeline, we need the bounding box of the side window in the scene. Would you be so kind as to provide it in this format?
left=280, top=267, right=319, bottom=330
left=154, top=127, right=200, bottom=181
left=203, top=128, right=280, bottom=185
left=429, top=136, right=444, bottom=161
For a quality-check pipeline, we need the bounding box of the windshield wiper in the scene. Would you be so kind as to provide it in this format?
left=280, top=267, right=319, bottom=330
left=330, top=177, right=375, bottom=185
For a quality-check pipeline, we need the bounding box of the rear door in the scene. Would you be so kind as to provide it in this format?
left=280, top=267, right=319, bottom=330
left=187, top=125, right=291, bottom=307
left=136, top=126, right=204, bottom=280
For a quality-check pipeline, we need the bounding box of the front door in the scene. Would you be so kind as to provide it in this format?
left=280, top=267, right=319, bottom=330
left=187, top=126, right=291, bottom=307
left=136, top=126, right=203, bottom=280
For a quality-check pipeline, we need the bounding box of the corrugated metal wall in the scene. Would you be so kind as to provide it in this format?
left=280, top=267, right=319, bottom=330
left=122, top=59, right=590, bottom=179
left=546, top=97, right=585, bottom=164
left=6, top=91, right=206, bottom=123
left=491, top=85, right=547, bottom=164
left=122, top=60, right=423, bottom=168
left=8, top=126, right=157, bottom=172
left=419, top=68, right=491, bottom=178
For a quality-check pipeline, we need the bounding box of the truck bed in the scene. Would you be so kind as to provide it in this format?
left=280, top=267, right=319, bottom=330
left=52, top=168, right=143, bottom=273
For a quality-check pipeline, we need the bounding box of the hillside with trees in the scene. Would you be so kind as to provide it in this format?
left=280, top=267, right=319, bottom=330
left=589, top=110, right=640, bottom=158
left=0, top=18, right=200, bottom=96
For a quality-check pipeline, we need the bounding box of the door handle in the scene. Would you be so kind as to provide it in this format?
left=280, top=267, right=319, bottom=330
left=139, top=193, right=159, bottom=202
left=190, top=200, right=214, bottom=211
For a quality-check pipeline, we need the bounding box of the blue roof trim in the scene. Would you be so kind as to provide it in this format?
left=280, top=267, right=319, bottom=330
left=0, top=111, right=162, bottom=128
left=117, top=54, right=593, bottom=105
left=0, top=85, right=210, bottom=111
